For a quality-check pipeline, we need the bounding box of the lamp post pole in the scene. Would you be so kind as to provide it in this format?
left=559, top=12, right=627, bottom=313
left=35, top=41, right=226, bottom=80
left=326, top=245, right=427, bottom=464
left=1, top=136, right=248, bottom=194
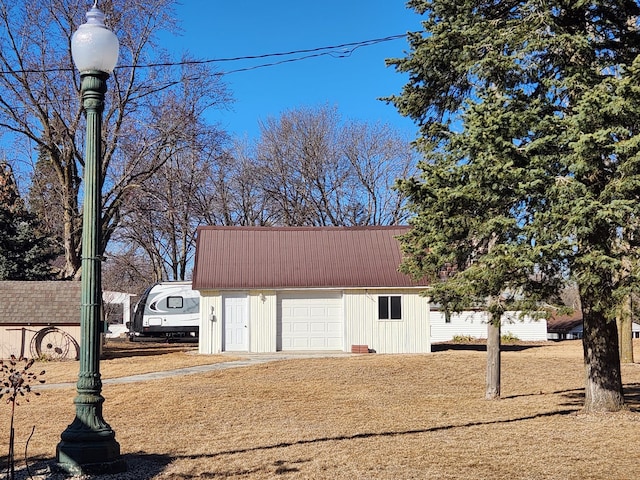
left=56, top=3, right=126, bottom=475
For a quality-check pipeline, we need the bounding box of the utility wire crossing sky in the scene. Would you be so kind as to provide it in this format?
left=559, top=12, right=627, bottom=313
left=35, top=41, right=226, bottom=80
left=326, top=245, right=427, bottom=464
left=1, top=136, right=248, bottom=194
left=159, top=1, right=421, bottom=141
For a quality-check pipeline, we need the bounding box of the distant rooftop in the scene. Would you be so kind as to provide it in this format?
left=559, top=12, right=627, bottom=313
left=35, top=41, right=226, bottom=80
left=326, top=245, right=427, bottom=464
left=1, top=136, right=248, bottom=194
left=547, top=310, right=582, bottom=333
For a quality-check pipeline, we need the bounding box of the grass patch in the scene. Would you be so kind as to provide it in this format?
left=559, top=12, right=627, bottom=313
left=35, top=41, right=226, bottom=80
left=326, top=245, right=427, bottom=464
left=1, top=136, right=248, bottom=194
left=2, top=340, right=640, bottom=479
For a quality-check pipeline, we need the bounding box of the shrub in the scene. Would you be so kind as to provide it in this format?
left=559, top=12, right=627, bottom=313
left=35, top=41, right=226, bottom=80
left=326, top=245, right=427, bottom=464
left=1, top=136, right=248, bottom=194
left=451, top=334, right=477, bottom=343
left=501, top=332, right=520, bottom=343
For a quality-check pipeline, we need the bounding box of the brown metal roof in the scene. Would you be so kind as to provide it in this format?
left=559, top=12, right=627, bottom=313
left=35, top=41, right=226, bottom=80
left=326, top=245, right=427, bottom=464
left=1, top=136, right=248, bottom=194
left=0, top=281, right=81, bottom=325
left=547, top=310, right=582, bottom=333
left=192, top=226, right=426, bottom=290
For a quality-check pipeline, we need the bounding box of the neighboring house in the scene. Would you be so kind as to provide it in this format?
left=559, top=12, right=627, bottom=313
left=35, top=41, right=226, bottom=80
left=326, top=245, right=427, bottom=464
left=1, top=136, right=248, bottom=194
left=192, top=226, right=430, bottom=354
left=547, top=311, right=583, bottom=340
left=0, top=281, right=134, bottom=359
left=430, top=309, right=548, bottom=343
left=547, top=311, right=640, bottom=340
left=103, top=290, right=137, bottom=338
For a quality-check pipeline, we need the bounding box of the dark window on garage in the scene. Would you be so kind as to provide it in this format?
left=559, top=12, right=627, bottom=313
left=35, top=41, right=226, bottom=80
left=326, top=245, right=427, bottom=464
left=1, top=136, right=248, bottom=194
left=378, top=296, right=401, bottom=320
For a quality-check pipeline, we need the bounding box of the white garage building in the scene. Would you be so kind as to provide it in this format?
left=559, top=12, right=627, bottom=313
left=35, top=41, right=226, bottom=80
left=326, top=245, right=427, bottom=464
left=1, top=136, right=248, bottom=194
left=192, top=226, right=431, bottom=354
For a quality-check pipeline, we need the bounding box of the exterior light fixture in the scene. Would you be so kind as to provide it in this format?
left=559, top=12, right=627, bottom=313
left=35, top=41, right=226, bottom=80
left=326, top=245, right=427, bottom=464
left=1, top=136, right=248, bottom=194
left=56, top=2, right=126, bottom=475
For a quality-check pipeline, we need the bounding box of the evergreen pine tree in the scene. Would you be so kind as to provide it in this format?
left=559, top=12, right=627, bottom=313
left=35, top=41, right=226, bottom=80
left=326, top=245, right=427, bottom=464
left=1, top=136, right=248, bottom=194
left=0, top=162, right=55, bottom=280
left=387, top=0, right=640, bottom=411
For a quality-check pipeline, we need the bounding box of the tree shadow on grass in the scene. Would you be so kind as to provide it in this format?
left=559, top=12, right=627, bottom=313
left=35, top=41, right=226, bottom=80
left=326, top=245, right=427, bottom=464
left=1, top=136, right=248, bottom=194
left=431, top=342, right=550, bottom=352
left=101, top=341, right=197, bottom=360
left=550, top=383, right=640, bottom=412
left=554, top=383, right=640, bottom=413
left=160, top=457, right=312, bottom=479
left=5, top=410, right=582, bottom=479
left=502, top=387, right=584, bottom=400
left=623, top=383, right=640, bottom=412
left=174, top=408, right=579, bottom=465
left=3, top=452, right=172, bottom=480
left=4, top=451, right=309, bottom=479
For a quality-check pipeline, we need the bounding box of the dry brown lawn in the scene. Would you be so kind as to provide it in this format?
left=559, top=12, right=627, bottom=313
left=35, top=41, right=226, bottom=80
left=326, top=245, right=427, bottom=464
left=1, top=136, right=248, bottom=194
left=2, top=339, right=640, bottom=479
left=38, top=340, right=232, bottom=384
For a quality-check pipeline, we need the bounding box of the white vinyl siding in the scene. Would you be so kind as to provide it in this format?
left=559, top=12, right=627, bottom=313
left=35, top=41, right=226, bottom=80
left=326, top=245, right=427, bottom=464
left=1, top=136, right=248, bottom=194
left=198, top=291, right=223, bottom=354
left=199, top=289, right=431, bottom=354
left=344, top=290, right=429, bottom=354
left=249, top=291, right=277, bottom=353
left=429, top=311, right=548, bottom=343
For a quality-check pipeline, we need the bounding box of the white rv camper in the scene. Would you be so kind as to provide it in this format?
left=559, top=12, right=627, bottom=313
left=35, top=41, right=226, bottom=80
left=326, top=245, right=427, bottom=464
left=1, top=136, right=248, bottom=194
left=128, top=282, right=200, bottom=340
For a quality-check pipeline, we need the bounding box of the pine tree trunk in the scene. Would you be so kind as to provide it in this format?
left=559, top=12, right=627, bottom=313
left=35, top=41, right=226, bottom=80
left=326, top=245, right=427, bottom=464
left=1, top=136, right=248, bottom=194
left=486, top=318, right=501, bottom=400
left=617, top=296, right=634, bottom=364
left=583, top=307, right=625, bottom=413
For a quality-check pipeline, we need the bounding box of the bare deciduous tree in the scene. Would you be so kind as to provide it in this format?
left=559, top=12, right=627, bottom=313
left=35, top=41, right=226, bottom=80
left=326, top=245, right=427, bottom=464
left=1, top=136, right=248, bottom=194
left=0, top=0, right=230, bottom=278
left=256, top=105, right=417, bottom=226
left=202, top=142, right=273, bottom=226
left=112, top=104, right=416, bottom=281
left=102, top=247, right=155, bottom=295
left=114, top=124, right=227, bottom=281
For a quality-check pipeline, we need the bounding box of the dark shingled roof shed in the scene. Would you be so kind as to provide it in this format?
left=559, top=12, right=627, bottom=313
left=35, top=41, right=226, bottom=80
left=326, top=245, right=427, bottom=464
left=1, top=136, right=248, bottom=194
left=0, top=281, right=81, bottom=326
left=192, top=226, right=425, bottom=291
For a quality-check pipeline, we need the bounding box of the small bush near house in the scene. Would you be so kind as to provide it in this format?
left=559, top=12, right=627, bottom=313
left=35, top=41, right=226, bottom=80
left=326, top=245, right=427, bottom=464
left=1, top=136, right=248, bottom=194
left=501, top=332, right=520, bottom=343
left=451, top=334, right=477, bottom=343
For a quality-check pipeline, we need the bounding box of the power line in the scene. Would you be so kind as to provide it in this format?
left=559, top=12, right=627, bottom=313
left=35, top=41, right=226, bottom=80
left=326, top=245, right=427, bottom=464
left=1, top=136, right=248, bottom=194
left=212, top=35, right=409, bottom=76
left=131, top=34, right=408, bottom=69
left=0, top=34, right=409, bottom=76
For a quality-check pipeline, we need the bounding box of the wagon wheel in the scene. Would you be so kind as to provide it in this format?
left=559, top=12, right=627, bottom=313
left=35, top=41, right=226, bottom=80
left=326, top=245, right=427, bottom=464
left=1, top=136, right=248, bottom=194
left=30, top=327, right=80, bottom=360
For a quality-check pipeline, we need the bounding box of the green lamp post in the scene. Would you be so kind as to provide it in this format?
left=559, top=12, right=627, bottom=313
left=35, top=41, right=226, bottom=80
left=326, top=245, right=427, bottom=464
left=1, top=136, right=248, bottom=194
left=56, top=2, right=126, bottom=475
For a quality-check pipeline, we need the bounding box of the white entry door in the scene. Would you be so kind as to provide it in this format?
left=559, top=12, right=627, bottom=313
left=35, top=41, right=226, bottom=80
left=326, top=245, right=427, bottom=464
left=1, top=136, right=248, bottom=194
left=223, top=295, right=248, bottom=351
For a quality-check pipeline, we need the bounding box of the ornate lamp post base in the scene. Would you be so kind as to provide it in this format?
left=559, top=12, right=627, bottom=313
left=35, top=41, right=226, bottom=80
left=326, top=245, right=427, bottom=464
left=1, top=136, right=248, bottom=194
left=56, top=389, right=126, bottom=474
left=56, top=442, right=126, bottom=476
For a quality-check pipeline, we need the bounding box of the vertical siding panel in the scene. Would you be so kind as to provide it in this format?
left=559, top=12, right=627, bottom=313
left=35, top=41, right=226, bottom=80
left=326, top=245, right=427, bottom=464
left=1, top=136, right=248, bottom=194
left=344, top=291, right=355, bottom=351
left=201, top=288, right=433, bottom=355
left=198, top=291, right=222, bottom=354
left=198, top=293, right=212, bottom=354
left=249, top=293, right=258, bottom=352
left=198, top=294, right=208, bottom=354
left=344, top=290, right=378, bottom=352
left=249, top=291, right=277, bottom=353
left=404, top=293, right=430, bottom=353
left=344, top=289, right=430, bottom=354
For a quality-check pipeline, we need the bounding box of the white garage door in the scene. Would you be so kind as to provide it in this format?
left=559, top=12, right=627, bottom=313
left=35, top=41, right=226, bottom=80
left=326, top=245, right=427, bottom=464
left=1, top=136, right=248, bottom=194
left=278, top=292, right=343, bottom=351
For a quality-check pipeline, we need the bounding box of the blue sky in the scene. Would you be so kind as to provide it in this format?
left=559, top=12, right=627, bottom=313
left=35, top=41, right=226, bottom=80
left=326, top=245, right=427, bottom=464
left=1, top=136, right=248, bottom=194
left=159, top=1, right=421, bottom=141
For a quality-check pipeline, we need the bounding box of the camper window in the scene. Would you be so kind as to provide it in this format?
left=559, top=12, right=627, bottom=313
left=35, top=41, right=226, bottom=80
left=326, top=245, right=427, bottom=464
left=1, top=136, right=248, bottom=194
left=167, top=296, right=184, bottom=309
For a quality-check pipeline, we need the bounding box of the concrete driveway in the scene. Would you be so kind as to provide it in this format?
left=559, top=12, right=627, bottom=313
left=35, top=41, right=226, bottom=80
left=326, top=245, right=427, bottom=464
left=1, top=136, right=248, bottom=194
left=37, top=352, right=354, bottom=390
